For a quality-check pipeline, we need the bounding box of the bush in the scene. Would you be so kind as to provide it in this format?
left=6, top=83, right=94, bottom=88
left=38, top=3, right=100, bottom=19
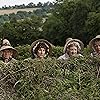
left=51, top=46, right=63, bottom=58
left=15, top=44, right=92, bottom=60
left=15, top=44, right=31, bottom=60
left=0, top=56, right=100, bottom=99
left=15, top=45, right=63, bottom=60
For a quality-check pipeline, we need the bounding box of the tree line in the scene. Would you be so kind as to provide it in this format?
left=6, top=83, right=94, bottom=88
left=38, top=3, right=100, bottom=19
left=0, top=0, right=100, bottom=47
left=0, top=1, right=54, bottom=9
left=0, top=2, right=54, bottom=25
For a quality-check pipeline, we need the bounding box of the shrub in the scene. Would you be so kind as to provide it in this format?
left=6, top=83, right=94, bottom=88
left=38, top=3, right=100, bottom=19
left=0, top=56, right=100, bottom=99
left=15, top=44, right=92, bottom=60
left=15, top=44, right=31, bottom=60
left=15, top=45, right=63, bottom=60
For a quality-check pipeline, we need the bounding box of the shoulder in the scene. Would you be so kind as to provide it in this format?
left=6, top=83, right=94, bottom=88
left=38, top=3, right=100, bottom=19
left=89, top=51, right=97, bottom=57
left=58, top=54, right=69, bottom=60
left=78, top=54, right=83, bottom=57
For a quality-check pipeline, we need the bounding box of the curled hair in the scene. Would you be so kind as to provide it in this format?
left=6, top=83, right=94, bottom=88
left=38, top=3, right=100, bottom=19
left=66, top=42, right=81, bottom=54
left=32, top=42, right=49, bottom=58
left=35, top=43, right=48, bottom=54
left=93, top=39, right=100, bottom=50
left=93, top=39, right=100, bottom=45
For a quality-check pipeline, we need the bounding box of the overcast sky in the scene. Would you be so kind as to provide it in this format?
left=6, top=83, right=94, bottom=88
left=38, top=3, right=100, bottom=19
left=0, top=0, right=55, bottom=7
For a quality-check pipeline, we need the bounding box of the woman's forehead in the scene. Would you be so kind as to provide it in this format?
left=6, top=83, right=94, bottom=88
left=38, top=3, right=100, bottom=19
left=69, top=45, right=78, bottom=48
left=3, top=49, right=12, bottom=52
left=94, top=40, right=100, bottom=45
left=38, top=47, right=46, bottom=50
left=69, top=46, right=78, bottom=51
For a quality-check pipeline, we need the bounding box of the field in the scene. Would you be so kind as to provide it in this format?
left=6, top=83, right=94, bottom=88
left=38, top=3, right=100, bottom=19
left=0, top=8, right=40, bottom=15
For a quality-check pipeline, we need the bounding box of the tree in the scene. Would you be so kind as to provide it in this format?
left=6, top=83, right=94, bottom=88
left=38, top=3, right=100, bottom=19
left=43, top=0, right=90, bottom=46
left=27, top=2, right=35, bottom=8
left=37, top=2, right=43, bottom=7
left=84, top=12, right=100, bottom=44
left=0, top=16, right=43, bottom=46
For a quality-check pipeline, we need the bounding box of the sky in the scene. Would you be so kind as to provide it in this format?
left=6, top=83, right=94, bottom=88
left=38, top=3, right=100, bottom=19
left=0, top=0, right=55, bottom=7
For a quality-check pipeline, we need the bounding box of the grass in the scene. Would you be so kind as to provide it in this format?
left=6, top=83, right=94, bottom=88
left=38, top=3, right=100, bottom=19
left=0, top=8, right=41, bottom=15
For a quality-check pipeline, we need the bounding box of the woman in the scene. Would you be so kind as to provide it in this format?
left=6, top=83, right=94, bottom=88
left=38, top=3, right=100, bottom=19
left=58, top=38, right=84, bottom=60
left=89, top=35, right=100, bottom=57
left=30, top=39, right=53, bottom=59
left=0, top=39, right=17, bottom=63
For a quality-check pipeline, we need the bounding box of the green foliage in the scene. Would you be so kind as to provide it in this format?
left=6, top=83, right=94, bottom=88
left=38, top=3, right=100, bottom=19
left=51, top=46, right=63, bottom=58
left=43, top=0, right=90, bottom=46
left=15, top=44, right=31, bottom=60
left=0, top=16, right=43, bottom=46
left=43, top=0, right=100, bottom=46
left=0, top=0, right=99, bottom=46
left=15, top=44, right=92, bottom=60
left=82, top=47, right=91, bottom=56
left=43, top=15, right=66, bottom=46
left=0, top=60, right=20, bottom=100
left=85, top=12, right=100, bottom=43
left=15, top=45, right=63, bottom=60
left=0, top=56, right=100, bottom=99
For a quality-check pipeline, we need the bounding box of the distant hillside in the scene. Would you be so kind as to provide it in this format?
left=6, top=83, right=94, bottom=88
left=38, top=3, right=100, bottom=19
left=0, top=8, right=41, bottom=15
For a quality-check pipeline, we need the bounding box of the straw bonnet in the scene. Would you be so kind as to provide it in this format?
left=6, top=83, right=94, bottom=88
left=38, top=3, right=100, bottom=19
left=30, top=39, right=53, bottom=57
left=0, top=39, right=17, bottom=58
left=63, top=38, right=84, bottom=53
left=89, top=35, right=100, bottom=50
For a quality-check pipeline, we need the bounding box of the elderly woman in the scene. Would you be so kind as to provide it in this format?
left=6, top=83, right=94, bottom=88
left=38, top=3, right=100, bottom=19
left=58, top=38, right=84, bottom=60
left=30, top=39, right=53, bottom=59
left=0, top=39, right=17, bottom=63
left=89, top=35, right=100, bottom=57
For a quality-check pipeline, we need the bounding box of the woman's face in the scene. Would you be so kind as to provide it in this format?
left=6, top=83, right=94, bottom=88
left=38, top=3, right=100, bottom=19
left=94, top=41, right=100, bottom=53
left=2, top=49, right=13, bottom=59
left=37, top=47, right=46, bottom=59
left=68, top=46, right=78, bottom=56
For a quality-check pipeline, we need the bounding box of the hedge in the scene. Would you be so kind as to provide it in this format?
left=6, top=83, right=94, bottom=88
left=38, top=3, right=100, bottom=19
left=15, top=45, right=64, bottom=60
left=0, top=56, right=100, bottom=100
